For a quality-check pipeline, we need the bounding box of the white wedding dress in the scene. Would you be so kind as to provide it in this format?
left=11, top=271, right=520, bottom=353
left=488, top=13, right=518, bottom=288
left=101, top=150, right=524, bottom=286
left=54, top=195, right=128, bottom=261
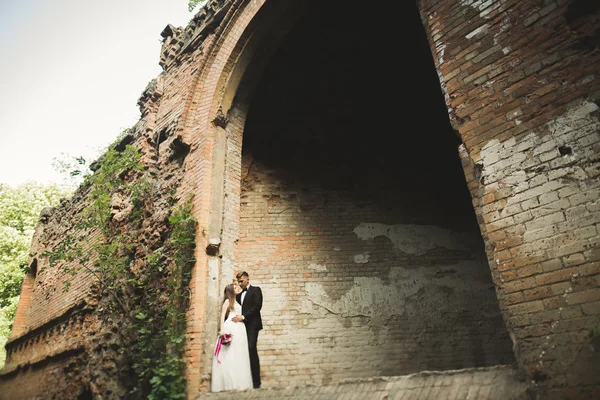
left=211, top=302, right=253, bottom=392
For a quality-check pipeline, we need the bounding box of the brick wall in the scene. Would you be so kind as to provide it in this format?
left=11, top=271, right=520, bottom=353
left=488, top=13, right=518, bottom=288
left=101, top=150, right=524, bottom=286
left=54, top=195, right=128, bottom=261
left=2, top=0, right=598, bottom=397
left=238, top=154, right=514, bottom=386
left=9, top=269, right=35, bottom=339
left=422, top=0, right=600, bottom=396
left=7, top=201, right=99, bottom=338
left=230, top=2, right=515, bottom=385
left=25, top=257, right=95, bottom=331
left=0, top=355, right=88, bottom=399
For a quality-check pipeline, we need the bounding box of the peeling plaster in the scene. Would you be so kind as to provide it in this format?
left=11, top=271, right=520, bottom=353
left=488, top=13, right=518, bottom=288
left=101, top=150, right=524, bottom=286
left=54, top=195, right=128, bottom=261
left=466, top=24, right=490, bottom=39
left=460, top=0, right=496, bottom=19
left=309, top=263, right=328, bottom=271
left=353, top=252, right=370, bottom=264
left=353, top=222, right=477, bottom=255
left=495, top=16, right=512, bottom=46
left=303, top=277, right=399, bottom=324
left=479, top=100, right=600, bottom=245
left=436, top=41, right=447, bottom=64
left=436, top=69, right=452, bottom=119
left=547, top=101, right=599, bottom=136
left=480, top=101, right=600, bottom=186
left=301, top=260, right=493, bottom=326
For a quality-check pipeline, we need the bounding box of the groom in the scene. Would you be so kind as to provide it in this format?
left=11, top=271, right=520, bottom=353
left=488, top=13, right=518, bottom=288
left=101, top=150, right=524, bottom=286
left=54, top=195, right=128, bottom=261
left=232, top=271, right=263, bottom=389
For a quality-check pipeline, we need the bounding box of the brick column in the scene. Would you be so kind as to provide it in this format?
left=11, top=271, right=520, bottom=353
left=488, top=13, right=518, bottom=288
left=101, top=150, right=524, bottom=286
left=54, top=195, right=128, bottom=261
left=9, top=272, right=35, bottom=341
left=421, top=0, right=600, bottom=396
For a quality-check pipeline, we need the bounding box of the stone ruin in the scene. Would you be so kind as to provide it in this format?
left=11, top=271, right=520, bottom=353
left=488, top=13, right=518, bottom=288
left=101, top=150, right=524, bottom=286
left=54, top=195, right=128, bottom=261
left=1, top=0, right=599, bottom=399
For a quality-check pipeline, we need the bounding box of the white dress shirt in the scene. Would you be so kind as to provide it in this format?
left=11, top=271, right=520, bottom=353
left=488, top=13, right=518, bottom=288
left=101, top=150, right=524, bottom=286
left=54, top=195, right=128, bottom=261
left=241, top=284, right=251, bottom=305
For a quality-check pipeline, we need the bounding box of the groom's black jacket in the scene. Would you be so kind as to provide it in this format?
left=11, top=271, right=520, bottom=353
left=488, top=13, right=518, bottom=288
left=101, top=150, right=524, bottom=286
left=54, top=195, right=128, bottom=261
left=237, top=285, right=263, bottom=331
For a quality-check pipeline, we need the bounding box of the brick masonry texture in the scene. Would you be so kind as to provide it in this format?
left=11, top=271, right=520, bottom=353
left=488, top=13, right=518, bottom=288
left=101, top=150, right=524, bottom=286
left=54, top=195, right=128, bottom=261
left=1, top=0, right=599, bottom=399
left=232, top=5, right=514, bottom=384
left=0, top=355, right=86, bottom=399
left=237, top=154, right=514, bottom=385
left=422, top=0, right=600, bottom=397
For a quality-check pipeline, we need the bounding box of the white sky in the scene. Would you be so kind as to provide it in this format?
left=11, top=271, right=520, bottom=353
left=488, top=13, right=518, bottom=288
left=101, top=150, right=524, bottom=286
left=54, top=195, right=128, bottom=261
left=0, top=0, right=196, bottom=186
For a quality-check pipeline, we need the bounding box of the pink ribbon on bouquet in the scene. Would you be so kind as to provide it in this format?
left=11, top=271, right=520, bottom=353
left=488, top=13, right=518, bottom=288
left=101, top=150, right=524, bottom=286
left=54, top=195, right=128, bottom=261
left=215, top=333, right=232, bottom=363
left=215, top=337, right=223, bottom=364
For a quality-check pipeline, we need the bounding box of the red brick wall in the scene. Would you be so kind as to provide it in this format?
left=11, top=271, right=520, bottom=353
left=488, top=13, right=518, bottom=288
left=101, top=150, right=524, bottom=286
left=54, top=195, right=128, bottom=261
left=9, top=270, right=35, bottom=340
left=237, top=155, right=515, bottom=385
left=25, top=259, right=94, bottom=331
left=227, top=2, right=515, bottom=385
left=422, top=0, right=600, bottom=396
left=0, top=355, right=87, bottom=399
left=2, top=0, right=599, bottom=398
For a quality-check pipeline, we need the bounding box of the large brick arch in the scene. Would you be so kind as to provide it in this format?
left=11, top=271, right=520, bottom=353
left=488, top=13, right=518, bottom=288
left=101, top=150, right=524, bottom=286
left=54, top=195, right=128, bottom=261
left=184, top=0, right=600, bottom=398
left=183, top=0, right=515, bottom=395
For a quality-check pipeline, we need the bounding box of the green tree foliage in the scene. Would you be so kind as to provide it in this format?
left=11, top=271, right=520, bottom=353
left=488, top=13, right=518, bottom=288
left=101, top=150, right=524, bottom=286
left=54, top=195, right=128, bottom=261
left=188, top=0, right=208, bottom=12
left=0, top=182, right=72, bottom=368
left=52, top=153, right=91, bottom=187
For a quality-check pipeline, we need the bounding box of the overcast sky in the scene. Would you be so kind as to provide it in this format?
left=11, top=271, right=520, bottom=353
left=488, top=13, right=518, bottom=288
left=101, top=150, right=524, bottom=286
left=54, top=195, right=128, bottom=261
left=0, top=0, right=195, bottom=186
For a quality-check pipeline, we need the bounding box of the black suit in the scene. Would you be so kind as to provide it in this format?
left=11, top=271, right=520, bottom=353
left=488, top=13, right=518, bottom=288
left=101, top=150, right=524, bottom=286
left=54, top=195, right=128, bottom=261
left=237, top=285, right=263, bottom=388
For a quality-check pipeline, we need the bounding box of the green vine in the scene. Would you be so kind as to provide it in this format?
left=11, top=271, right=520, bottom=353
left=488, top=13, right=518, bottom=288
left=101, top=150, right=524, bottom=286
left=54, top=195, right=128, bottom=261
left=41, top=143, right=196, bottom=399
left=131, top=201, right=196, bottom=399
left=188, top=0, right=208, bottom=12
left=81, top=145, right=147, bottom=233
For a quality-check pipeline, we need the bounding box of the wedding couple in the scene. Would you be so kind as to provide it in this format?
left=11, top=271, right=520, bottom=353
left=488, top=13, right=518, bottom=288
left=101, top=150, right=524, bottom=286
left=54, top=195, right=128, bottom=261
left=211, top=271, right=263, bottom=392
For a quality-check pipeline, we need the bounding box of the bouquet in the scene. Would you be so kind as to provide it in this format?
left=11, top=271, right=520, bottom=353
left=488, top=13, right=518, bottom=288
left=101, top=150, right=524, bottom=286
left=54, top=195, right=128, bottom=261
left=215, top=333, right=233, bottom=363
left=220, top=333, right=232, bottom=345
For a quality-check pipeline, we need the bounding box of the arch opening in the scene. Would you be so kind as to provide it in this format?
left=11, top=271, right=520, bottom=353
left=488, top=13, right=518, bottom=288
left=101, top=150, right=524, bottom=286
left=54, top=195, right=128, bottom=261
left=221, top=0, right=516, bottom=387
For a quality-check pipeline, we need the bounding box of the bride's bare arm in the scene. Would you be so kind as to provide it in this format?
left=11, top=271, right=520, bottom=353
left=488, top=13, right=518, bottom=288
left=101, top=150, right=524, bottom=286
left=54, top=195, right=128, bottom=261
left=219, top=299, right=229, bottom=335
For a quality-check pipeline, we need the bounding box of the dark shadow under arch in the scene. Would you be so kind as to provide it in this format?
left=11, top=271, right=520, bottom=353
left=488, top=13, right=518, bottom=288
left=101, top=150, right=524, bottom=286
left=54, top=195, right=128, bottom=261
left=214, top=0, right=515, bottom=387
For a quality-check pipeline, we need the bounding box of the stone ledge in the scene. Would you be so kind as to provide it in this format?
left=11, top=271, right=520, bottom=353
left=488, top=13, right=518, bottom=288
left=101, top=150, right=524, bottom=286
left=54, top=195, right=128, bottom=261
left=198, top=365, right=530, bottom=399
left=0, top=346, right=85, bottom=378
left=5, top=299, right=89, bottom=348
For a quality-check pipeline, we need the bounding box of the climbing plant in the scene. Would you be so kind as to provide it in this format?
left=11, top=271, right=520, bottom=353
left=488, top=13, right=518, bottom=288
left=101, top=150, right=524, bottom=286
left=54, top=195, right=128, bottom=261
left=130, top=200, right=196, bottom=399
left=188, top=0, right=209, bottom=12
left=41, top=143, right=196, bottom=399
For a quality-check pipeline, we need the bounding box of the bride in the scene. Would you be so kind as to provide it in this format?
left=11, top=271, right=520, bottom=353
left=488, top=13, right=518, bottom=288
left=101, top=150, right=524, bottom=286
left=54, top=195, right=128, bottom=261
left=211, top=282, right=253, bottom=392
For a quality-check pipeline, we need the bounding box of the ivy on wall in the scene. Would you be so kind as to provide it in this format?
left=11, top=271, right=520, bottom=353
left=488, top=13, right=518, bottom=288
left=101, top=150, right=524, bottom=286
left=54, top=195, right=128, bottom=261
left=42, top=144, right=196, bottom=399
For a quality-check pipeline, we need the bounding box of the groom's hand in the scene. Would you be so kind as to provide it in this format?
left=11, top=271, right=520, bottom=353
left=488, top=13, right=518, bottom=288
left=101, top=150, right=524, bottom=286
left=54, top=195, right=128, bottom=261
left=232, top=315, right=244, bottom=322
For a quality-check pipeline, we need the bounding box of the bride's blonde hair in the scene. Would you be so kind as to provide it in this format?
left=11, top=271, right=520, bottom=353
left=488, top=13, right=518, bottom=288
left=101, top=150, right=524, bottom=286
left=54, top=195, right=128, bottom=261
left=223, top=283, right=236, bottom=313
